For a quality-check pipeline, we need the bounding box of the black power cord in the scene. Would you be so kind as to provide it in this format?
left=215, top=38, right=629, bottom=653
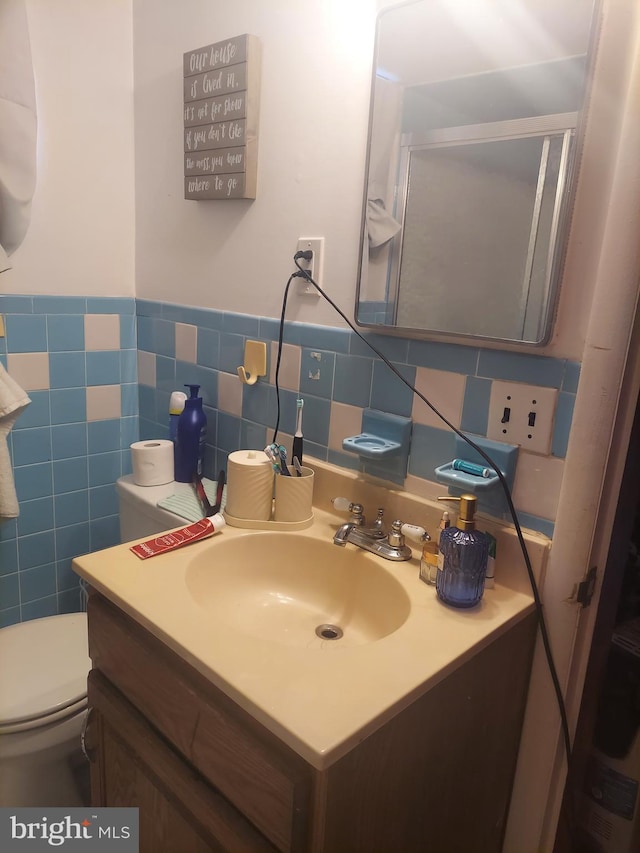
left=271, top=250, right=573, bottom=777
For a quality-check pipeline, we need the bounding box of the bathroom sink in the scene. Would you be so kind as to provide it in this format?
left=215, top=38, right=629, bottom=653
left=185, top=531, right=411, bottom=647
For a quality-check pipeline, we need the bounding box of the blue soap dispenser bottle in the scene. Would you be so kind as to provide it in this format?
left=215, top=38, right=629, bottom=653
left=436, top=494, right=489, bottom=608
left=174, top=384, right=207, bottom=483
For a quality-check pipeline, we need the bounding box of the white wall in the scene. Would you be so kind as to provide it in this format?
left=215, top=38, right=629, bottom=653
left=3, top=0, right=135, bottom=297
left=133, top=0, right=375, bottom=327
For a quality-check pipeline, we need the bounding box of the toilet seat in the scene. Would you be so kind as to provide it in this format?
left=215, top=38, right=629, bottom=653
left=0, top=613, right=90, bottom=733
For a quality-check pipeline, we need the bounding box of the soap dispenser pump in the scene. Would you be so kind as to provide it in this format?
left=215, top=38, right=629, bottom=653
left=435, top=494, right=489, bottom=608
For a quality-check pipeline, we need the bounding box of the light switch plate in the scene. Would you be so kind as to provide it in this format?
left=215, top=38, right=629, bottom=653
left=487, top=380, right=558, bottom=455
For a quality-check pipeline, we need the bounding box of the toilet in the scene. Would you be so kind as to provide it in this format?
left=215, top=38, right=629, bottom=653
left=116, top=475, right=192, bottom=542
left=0, top=613, right=91, bottom=807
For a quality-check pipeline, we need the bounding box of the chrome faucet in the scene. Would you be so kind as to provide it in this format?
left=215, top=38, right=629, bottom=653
left=333, top=518, right=414, bottom=561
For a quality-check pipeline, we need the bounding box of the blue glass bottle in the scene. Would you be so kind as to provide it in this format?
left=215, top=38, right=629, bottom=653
left=436, top=495, right=489, bottom=608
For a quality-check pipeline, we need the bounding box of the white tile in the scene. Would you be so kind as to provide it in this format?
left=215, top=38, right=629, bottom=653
left=329, top=402, right=363, bottom=452
left=86, top=384, right=121, bottom=422
left=85, top=314, right=120, bottom=351
left=137, top=349, right=156, bottom=387
left=218, top=371, right=242, bottom=417
left=270, top=342, right=300, bottom=391
left=175, top=323, right=197, bottom=363
left=411, top=367, right=466, bottom=429
left=512, top=452, right=564, bottom=521
left=6, top=352, right=50, bottom=390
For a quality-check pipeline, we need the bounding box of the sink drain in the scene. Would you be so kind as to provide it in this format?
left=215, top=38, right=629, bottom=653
left=315, top=623, right=344, bottom=641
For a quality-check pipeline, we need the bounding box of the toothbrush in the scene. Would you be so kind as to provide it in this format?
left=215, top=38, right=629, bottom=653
left=278, top=445, right=292, bottom=476
left=292, top=398, right=304, bottom=466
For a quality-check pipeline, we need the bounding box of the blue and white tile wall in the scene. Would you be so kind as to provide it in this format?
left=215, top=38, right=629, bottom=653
left=0, top=296, right=138, bottom=627
left=136, top=300, right=579, bottom=540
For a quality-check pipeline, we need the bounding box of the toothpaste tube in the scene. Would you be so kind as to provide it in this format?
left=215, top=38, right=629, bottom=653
left=130, top=514, right=225, bottom=560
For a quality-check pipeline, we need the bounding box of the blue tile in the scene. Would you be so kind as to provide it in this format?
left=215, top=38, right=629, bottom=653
left=56, top=522, right=91, bottom=561
left=120, top=314, right=137, bottom=349
left=13, top=391, right=50, bottom=429
left=563, top=361, right=581, bottom=393
left=299, top=395, right=331, bottom=446
left=14, top=463, right=53, bottom=501
left=327, top=448, right=361, bottom=471
left=476, top=349, right=565, bottom=387
left=138, top=385, right=156, bottom=421
left=274, top=389, right=299, bottom=436
left=135, top=299, right=163, bottom=317
left=136, top=316, right=154, bottom=351
left=0, top=608, right=20, bottom=627
left=21, top=595, right=58, bottom=621
left=460, top=377, right=492, bottom=436
left=154, top=318, right=176, bottom=357
left=349, top=331, right=409, bottom=362
left=53, top=457, right=88, bottom=493
left=0, top=573, right=19, bottom=608
left=242, top=381, right=276, bottom=428
left=17, top=531, right=55, bottom=570
left=120, top=348, right=137, bottom=382
left=0, top=296, right=33, bottom=313
left=120, top=416, right=139, bottom=449
left=408, top=340, right=479, bottom=375
left=88, top=419, right=121, bottom=454
left=333, top=354, right=373, bottom=408
left=0, top=518, right=17, bottom=540
left=57, top=587, right=84, bottom=614
left=222, top=312, right=260, bottom=336
left=56, top=558, right=78, bottom=592
left=17, top=497, right=54, bottom=536
left=121, top=383, right=138, bottom=417
left=88, top=451, right=121, bottom=487
left=86, top=351, right=121, bottom=385
left=49, top=351, right=86, bottom=389
left=197, top=328, right=220, bottom=369
left=55, top=490, right=89, bottom=527
left=517, top=512, right=555, bottom=538
left=370, top=361, right=416, bottom=418
left=12, top=427, right=52, bottom=466
left=50, top=388, right=86, bottom=424
left=552, top=392, right=575, bottom=458
left=90, top=484, right=118, bottom=519
left=288, top=324, right=350, bottom=354
left=408, top=423, right=456, bottom=481
left=155, top=354, right=176, bottom=392
left=20, top=564, right=57, bottom=603
left=302, top=440, right=328, bottom=461
left=259, top=318, right=281, bottom=341
left=216, top=412, right=241, bottom=453
left=185, top=366, right=217, bottom=408
left=154, top=388, right=171, bottom=427
left=90, top=516, right=120, bottom=551
left=47, top=315, right=85, bottom=352
left=51, top=423, right=87, bottom=460
left=6, top=315, right=47, bottom=352
left=239, top=420, right=267, bottom=451
left=299, top=349, right=335, bottom=400
left=86, top=297, right=135, bottom=314
left=0, top=539, right=18, bottom=575
left=218, top=333, right=245, bottom=374
left=34, top=296, right=86, bottom=314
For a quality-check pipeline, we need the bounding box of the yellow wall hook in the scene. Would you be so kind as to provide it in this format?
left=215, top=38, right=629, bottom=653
left=237, top=340, right=267, bottom=385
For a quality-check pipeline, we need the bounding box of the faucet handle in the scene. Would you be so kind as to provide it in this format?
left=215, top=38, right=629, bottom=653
left=400, top=523, right=429, bottom=543
left=331, top=497, right=366, bottom=526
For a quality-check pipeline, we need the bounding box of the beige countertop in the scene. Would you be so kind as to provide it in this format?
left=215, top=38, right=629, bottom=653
left=73, top=478, right=537, bottom=770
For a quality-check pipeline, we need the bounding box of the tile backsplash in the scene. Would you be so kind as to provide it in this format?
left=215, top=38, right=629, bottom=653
left=0, top=296, right=137, bottom=627
left=0, top=294, right=579, bottom=626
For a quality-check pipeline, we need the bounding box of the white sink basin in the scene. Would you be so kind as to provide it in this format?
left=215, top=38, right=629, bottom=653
left=185, top=531, right=411, bottom=647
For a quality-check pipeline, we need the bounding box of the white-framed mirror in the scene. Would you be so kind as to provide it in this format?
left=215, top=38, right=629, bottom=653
left=355, top=0, right=597, bottom=345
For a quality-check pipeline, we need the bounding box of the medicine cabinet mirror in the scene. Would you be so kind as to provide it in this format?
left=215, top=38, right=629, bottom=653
left=355, top=0, right=597, bottom=345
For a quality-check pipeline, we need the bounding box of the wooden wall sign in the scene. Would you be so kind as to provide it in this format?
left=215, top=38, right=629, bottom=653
left=183, top=34, right=261, bottom=200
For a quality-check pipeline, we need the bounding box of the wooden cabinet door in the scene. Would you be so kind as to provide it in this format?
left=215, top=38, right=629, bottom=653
left=86, top=670, right=277, bottom=853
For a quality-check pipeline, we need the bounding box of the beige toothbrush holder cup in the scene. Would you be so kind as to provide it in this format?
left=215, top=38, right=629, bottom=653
left=274, top=467, right=314, bottom=523
left=225, top=449, right=274, bottom=521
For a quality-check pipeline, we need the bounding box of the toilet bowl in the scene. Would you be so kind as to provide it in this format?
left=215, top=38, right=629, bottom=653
left=116, top=475, right=191, bottom=542
left=0, top=613, right=91, bottom=807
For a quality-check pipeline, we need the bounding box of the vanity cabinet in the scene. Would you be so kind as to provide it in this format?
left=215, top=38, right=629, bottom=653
left=86, top=591, right=536, bottom=853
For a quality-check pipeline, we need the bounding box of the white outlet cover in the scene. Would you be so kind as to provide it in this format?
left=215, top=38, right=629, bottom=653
left=487, top=380, right=558, bottom=455
left=296, top=237, right=324, bottom=295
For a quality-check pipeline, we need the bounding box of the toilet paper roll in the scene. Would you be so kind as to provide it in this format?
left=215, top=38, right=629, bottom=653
left=225, top=450, right=273, bottom=520
left=130, top=440, right=174, bottom=486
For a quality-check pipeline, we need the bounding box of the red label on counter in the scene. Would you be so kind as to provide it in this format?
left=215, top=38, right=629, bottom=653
left=130, top=514, right=225, bottom=559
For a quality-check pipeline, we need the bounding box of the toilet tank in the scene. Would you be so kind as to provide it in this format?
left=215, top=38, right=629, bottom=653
left=116, top=476, right=186, bottom=543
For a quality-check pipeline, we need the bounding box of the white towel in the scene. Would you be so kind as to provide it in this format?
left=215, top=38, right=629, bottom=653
left=0, top=362, right=30, bottom=518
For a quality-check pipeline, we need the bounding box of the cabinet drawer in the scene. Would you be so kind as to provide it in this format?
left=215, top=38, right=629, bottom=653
left=88, top=594, right=311, bottom=852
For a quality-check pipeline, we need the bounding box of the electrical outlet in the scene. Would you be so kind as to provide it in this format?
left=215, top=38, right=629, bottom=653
left=487, top=380, right=558, bottom=455
left=296, top=237, right=324, bottom=295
